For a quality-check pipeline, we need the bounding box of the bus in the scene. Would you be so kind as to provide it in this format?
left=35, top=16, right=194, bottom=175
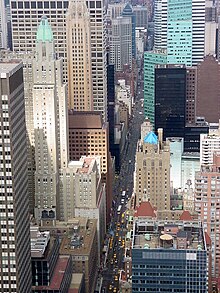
left=117, top=205, right=122, bottom=214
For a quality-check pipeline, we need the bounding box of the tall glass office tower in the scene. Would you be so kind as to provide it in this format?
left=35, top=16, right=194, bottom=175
left=167, top=0, right=192, bottom=66
left=144, top=50, right=167, bottom=125
left=154, top=0, right=205, bottom=66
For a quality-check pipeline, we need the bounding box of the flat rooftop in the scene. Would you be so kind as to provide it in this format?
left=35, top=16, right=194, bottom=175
left=0, top=61, right=22, bottom=77
left=68, top=273, right=84, bottom=292
left=68, top=110, right=107, bottom=129
left=32, top=256, right=70, bottom=290
left=60, top=219, right=97, bottom=256
left=132, top=219, right=205, bottom=251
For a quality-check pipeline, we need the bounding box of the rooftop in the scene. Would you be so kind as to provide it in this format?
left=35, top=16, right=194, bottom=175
left=134, top=201, right=156, bottom=218
left=68, top=273, right=84, bottom=292
left=132, top=219, right=206, bottom=251
left=0, top=61, right=22, bottom=78
left=30, top=226, right=50, bottom=258
left=32, top=256, right=70, bottom=290
left=60, top=218, right=97, bottom=256
left=36, top=16, right=53, bottom=42
left=143, top=131, right=158, bottom=144
left=68, top=111, right=107, bottom=129
left=76, top=157, right=95, bottom=174
left=179, top=210, right=193, bottom=221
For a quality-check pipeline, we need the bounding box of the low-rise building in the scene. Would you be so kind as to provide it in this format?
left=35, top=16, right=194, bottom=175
left=31, top=226, right=72, bottom=293
left=59, top=218, right=98, bottom=293
left=60, top=156, right=106, bottom=252
left=132, top=219, right=211, bottom=292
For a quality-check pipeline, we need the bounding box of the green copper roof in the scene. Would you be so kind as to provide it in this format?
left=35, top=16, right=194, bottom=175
left=36, top=16, right=53, bottom=42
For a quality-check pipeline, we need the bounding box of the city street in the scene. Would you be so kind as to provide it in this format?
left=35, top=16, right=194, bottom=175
left=100, top=74, right=145, bottom=293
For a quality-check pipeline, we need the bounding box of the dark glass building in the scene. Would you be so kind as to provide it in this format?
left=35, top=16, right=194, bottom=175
left=184, top=118, right=209, bottom=153
left=155, top=65, right=186, bottom=140
left=107, top=57, right=115, bottom=153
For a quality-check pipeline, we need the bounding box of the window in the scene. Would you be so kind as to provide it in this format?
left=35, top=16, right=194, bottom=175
left=90, top=1, right=95, bottom=8
left=44, top=1, right=49, bottom=8
left=96, top=0, right=101, bottom=7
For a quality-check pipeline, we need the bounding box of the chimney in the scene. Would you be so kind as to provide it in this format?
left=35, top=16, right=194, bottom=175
left=158, top=128, right=163, bottom=149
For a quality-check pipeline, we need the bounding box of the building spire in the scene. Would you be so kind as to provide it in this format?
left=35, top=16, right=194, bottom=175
left=36, top=16, right=53, bottom=42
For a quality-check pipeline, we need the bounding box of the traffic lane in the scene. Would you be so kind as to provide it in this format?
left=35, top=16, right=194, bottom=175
left=102, top=88, right=144, bottom=292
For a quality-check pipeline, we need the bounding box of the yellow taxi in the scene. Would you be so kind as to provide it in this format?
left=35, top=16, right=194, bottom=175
left=114, top=275, right=118, bottom=281
left=109, top=284, right=113, bottom=291
left=113, top=287, right=117, bottom=292
left=113, top=253, right=117, bottom=259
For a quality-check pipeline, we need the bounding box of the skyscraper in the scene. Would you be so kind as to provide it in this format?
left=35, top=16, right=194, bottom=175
left=133, top=5, right=148, bottom=29
left=192, top=0, right=206, bottom=65
left=10, top=0, right=107, bottom=119
left=135, top=128, right=170, bottom=210
left=87, top=0, right=107, bottom=120
left=167, top=0, right=192, bottom=66
left=196, top=55, right=220, bottom=123
left=154, top=0, right=205, bottom=65
left=0, top=0, right=7, bottom=49
left=33, top=17, right=68, bottom=221
left=122, top=3, right=136, bottom=58
left=68, top=111, right=113, bottom=222
left=66, top=0, right=93, bottom=111
left=10, top=0, right=68, bottom=79
left=143, top=50, right=167, bottom=124
left=110, top=16, right=132, bottom=71
left=0, top=61, right=32, bottom=293
left=155, top=65, right=186, bottom=139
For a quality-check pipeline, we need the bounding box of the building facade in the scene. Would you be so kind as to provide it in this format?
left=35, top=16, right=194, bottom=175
left=154, top=0, right=205, bottom=65
left=10, top=0, right=68, bottom=79
left=132, top=219, right=210, bottom=292
left=143, top=50, right=167, bottom=124
left=155, top=65, right=186, bottom=139
left=0, top=61, right=32, bottom=293
left=133, top=5, right=148, bottom=29
left=195, top=152, right=220, bottom=277
left=135, top=129, right=170, bottom=210
left=196, top=56, right=220, bottom=123
left=59, top=156, right=106, bottom=252
left=110, top=16, right=132, bottom=72
left=60, top=218, right=98, bottom=293
left=166, top=0, right=192, bottom=66
left=122, top=3, right=136, bottom=58
left=66, top=0, right=93, bottom=111
left=10, top=0, right=107, bottom=120
left=0, top=49, right=36, bottom=212
left=0, top=0, right=7, bottom=49
left=186, top=66, right=197, bottom=124
left=33, top=17, right=68, bottom=221
left=68, top=111, right=112, bottom=222
left=200, top=131, right=220, bottom=166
